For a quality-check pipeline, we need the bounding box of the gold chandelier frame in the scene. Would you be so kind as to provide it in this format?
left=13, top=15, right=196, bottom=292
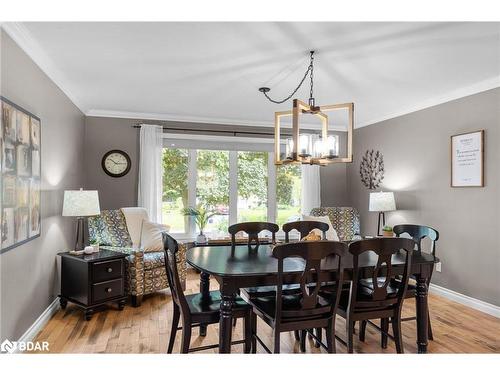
left=274, top=99, right=354, bottom=165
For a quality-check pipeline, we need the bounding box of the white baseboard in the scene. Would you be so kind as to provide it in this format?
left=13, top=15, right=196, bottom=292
left=429, top=283, right=500, bottom=318
left=14, top=297, right=60, bottom=353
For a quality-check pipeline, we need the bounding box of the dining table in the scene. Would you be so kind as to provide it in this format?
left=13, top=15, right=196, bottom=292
left=186, top=243, right=438, bottom=354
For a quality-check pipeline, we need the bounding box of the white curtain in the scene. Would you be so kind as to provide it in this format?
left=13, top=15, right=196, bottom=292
left=138, top=125, right=163, bottom=223
left=301, top=164, right=321, bottom=215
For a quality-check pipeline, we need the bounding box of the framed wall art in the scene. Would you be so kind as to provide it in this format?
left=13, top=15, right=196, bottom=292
left=1, top=96, right=41, bottom=253
left=451, top=130, right=484, bottom=188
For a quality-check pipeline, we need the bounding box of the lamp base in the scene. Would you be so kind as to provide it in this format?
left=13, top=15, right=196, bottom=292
left=376, top=211, right=386, bottom=237
left=74, top=217, right=86, bottom=251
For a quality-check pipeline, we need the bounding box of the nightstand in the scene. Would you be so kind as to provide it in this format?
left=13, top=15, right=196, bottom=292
left=58, top=249, right=128, bottom=321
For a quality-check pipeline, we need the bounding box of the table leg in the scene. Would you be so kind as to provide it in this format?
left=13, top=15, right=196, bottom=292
left=199, top=272, right=210, bottom=336
left=415, top=275, right=429, bottom=353
left=219, top=285, right=236, bottom=353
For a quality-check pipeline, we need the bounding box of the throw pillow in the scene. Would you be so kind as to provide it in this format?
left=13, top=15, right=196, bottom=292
left=301, top=214, right=340, bottom=241
left=140, top=219, right=171, bottom=252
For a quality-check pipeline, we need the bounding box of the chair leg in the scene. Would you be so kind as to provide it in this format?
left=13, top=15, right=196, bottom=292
left=300, top=330, right=306, bottom=352
left=381, top=318, right=389, bottom=349
left=359, top=320, right=367, bottom=342
left=428, top=313, right=434, bottom=340
left=273, top=330, right=280, bottom=354
left=243, top=312, right=252, bottom=353
left=294, top=330, right=300, bottom=341
left=251, top=312, right=257, bottom=353
left=167, top=304, right=180, bottom=353
left=314, top=327, right=322, bottom=348
left=347, top=319, right=354, bottom=353
left=326, top=320, right=335, bottom=353
left=392, top=316, right=404, bottom=354
left=180, top=319, right=192, bottom=354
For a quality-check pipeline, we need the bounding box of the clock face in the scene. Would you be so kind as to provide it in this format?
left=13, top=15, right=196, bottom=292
left=102, top=150, right=131, bottom=177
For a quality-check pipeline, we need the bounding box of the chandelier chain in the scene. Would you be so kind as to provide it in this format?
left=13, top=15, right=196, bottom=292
left=262, top=51, right=315, bottom=104
left=309, top=52, right=314, bottom=101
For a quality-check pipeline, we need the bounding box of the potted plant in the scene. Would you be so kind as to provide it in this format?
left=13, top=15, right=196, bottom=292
left=382, top=225, right=394, bottom=237
left=182, top=204, right=223, bottom=244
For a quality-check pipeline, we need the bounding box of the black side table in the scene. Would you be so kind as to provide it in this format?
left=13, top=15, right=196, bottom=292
left=58, top=249, right=128, bottom=321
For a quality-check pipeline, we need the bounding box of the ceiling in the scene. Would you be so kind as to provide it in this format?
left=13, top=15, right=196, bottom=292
left=4, top=22, right=500, bottom=128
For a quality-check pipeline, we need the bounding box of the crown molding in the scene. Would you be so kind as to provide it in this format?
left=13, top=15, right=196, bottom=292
left=87, top=76, right=500, bottom=130
left=85, top=109, right=349, bottom=131
left=1, top=22, right=87, bottom=113
left=357, top=76, right=500, bottom=128
left=86, top=109, right=276, bottom=127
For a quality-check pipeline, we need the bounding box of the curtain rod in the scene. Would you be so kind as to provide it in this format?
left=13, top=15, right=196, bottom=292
left=131, top=124, right=282, bottom=137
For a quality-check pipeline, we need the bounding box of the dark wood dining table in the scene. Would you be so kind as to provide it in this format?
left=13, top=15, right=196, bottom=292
left=186, top=243, right=437, bottom=354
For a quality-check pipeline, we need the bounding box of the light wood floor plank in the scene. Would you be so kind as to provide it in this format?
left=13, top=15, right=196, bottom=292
left=31, top=269, right=499, bottom=354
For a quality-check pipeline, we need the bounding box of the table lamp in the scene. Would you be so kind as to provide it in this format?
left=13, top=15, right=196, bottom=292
left=369, top=191, right=396, bottom=236
left=63, top=189, right=100, bottom=250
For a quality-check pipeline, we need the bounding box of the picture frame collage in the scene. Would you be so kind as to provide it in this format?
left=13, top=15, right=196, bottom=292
left=1, top=96, right=41, bottom=253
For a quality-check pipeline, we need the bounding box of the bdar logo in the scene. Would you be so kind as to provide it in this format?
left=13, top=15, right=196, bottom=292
left=0, top=339, right=17, bottom=354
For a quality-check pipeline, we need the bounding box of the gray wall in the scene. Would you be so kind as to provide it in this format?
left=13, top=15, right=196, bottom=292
left=85, top=116, right=139, bottom=209
left=346, top=88, right=500, bottom=305
left=85, top=116, right=351, bottom=209
left=0, top=31, right=86, bottom=341
left=320, top=131, right=349, bottom=207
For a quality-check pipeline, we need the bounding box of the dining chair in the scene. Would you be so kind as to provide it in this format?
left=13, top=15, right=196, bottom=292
left=163, top=232, right=253, bottom=353
left=374, top=224, right=439, bottom=341
left=282, top=220, right=329, bottom=242
left=228, top=222, right=279, bottom=248
left=282, top=220, right=330, bottom=349
left=240, top=220, right=331, bottom=349
left=334, top=237, right=415, bottom=353
left=245, top=240, right=347, bottom=353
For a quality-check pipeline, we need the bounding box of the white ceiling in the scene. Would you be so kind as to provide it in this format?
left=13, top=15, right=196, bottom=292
left=4, top=22, right=500, bottom=128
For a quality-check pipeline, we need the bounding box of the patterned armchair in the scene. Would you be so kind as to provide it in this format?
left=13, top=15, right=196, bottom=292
left=309, top=207, right=361, bottom=241
left=88, top=208, right=188, bottom=307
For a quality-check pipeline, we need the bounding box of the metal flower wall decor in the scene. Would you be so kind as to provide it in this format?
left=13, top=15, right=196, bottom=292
left=359, top=150, right=385, bottom=190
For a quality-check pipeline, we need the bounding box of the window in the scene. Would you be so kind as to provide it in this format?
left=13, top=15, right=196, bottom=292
left=276, top=164, right=302, bottom=227
left=237, top=151, right=268, bottom=223
left=162, top=148, right=188, bottom=233
left=161, top=135, right=302, bottom=238
left=196, top=150, right=229, bottom=235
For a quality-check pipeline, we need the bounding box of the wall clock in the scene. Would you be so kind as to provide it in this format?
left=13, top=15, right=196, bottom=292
left=101, top=150, right=131, bottom=177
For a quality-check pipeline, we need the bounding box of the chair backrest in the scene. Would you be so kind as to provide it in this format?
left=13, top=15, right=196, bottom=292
left=228, top=222, right=279, bottom=248
left=393, top=224, right=439, bottom=256
left=309, top=207, right=360, bottom=241
left=272, top=241, right=347, bottom=324
left=162, top=232, right=189, bottom=313
left=282, top=220, right=329, bottom=242
left=348, top=238, right=415, bottom=311
left=87, top=209, right=132, bottom=247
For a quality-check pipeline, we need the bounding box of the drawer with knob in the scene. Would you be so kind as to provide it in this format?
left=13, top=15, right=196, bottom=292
left=92, top=259, right=123, bottom=283
left=91, top=278, right=123, bottom=303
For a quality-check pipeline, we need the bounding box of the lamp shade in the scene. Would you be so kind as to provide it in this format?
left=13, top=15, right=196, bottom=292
left=62, top=189, right=100, bottom=217
left=369, top=192, right=396, bottom=212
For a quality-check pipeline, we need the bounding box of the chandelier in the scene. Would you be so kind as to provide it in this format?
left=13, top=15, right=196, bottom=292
left=259, top=51, right=354, bottom=166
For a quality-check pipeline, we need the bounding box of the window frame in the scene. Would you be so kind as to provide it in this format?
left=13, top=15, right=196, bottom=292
left=162, top=133, right=294, bottom=240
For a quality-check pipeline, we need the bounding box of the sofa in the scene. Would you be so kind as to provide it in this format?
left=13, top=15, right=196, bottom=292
left=88, top=207, right=187, bottom=307
left=309, top=206, right=361, bottom=241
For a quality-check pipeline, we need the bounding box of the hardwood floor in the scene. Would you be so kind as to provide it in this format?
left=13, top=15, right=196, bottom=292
left=33, top=269, right=499, bottom=354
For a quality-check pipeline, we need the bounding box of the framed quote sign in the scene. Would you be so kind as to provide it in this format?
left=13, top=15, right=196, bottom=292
left=1, top=96, right=41, bottom=253
left=451, top=130, right=484, bottom=187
